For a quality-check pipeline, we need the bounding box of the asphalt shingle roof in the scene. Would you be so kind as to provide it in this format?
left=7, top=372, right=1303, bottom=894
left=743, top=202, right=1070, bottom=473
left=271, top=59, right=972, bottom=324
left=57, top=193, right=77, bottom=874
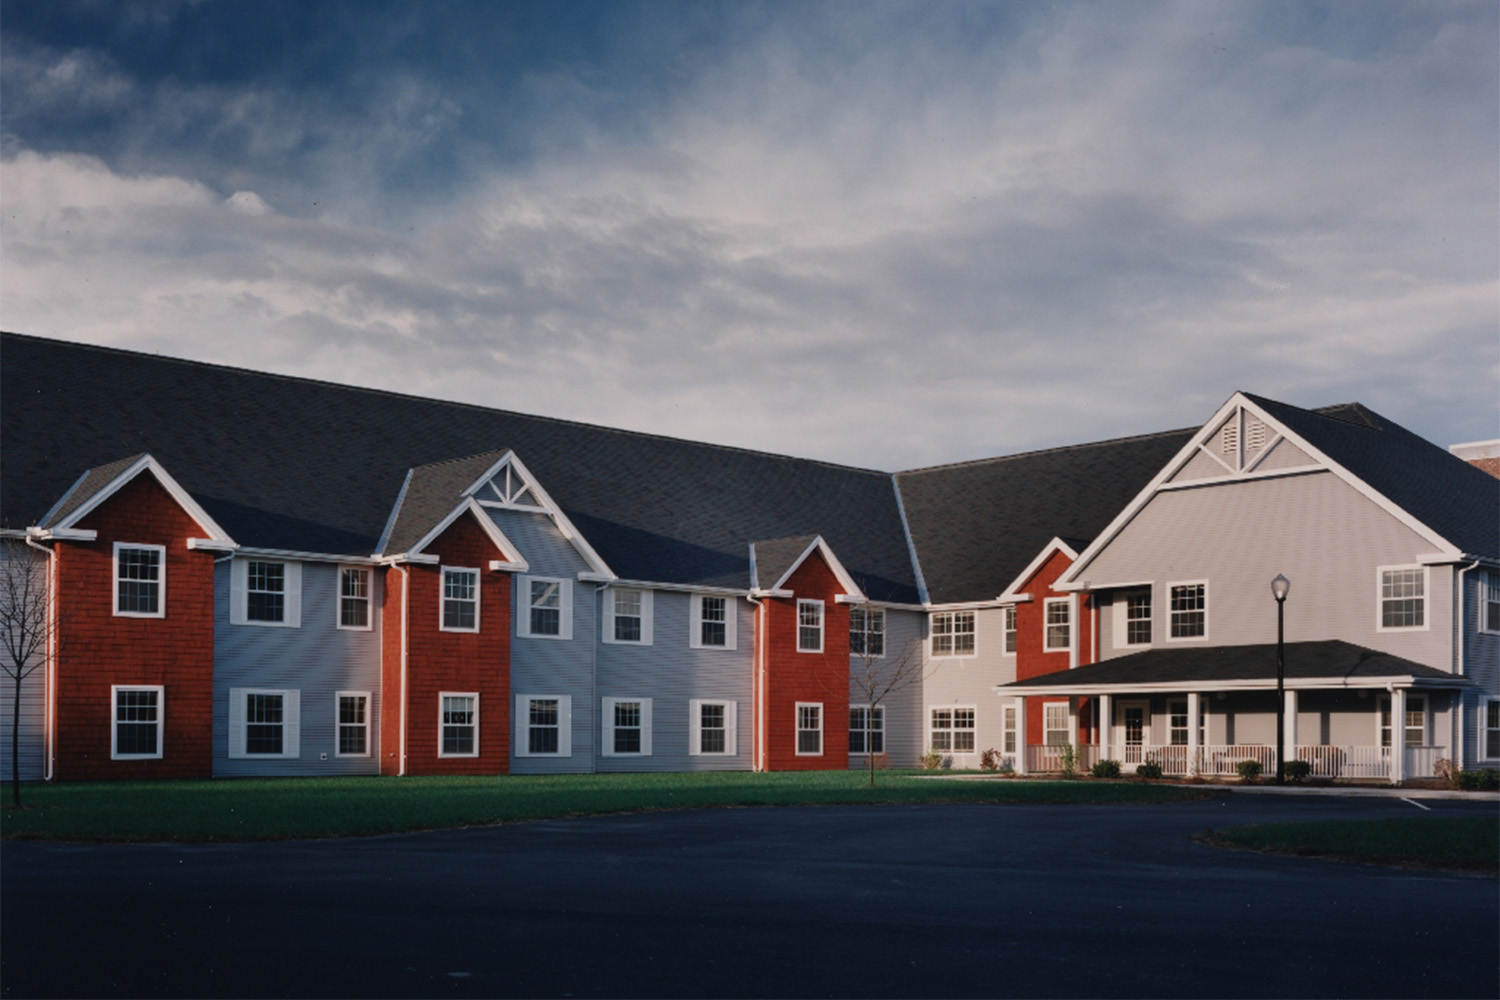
left=1000, top=640, right=1458, bottom=689
left=379, top=451, right=509, bottom=556
left=751, top=535, right=819, bottom=591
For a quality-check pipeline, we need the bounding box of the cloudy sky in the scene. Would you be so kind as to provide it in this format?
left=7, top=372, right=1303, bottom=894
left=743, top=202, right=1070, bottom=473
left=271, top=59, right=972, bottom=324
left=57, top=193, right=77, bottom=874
left=3, top=1, right=1496, bottom=470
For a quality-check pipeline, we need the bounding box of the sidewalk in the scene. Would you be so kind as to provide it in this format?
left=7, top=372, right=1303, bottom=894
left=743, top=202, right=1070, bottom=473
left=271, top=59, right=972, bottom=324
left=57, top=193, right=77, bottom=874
left=1224, top=783, right=1500, bottom=802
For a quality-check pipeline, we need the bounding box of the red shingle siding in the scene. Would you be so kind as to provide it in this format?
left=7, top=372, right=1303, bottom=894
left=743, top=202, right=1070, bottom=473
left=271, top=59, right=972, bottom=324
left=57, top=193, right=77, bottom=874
left=1016, top=548, right=1095, bottom=744
left=761, top=553, right=850, bottom=771
left=400, top=514, right=511, bottom=776
left=53, top=474, right=215, bottom=780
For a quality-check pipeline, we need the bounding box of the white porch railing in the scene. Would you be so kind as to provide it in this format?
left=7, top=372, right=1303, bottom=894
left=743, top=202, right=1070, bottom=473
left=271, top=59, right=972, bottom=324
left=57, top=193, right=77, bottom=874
left=1026, top=743, right=1445, bottom=781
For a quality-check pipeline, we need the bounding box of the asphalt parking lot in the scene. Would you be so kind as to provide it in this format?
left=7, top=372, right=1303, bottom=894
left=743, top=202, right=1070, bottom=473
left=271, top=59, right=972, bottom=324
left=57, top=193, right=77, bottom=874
left=3, top=793, right=1496, bottom=999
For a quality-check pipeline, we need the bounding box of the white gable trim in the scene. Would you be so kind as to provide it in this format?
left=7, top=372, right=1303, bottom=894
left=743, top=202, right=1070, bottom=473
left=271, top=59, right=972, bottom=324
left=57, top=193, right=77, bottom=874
left=995, top=537, right=1079, bottom=602
left=404, top=498, right=530, bottom=571
left=463, top=451, right=613, bottom=579
left=768, top=536, right=866, bottom=601
left=50, top=454, right=235, bottom=545
left=1058, top=393, right=1462, bottom=590
left=890, top=475, right=931, bottom=606
left=374, top=468, right=414, bottom=557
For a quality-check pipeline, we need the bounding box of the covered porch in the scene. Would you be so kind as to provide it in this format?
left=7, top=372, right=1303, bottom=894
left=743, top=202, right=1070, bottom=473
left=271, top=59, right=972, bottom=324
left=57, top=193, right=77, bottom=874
left=1000, top=641, right=1469, bottom=784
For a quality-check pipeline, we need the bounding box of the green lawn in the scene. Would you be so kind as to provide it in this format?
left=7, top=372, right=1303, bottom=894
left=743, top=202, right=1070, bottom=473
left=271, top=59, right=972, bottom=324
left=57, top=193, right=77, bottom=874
left=1199, top=817, right=1500, bottom=873
left=0, top=771, right=1213, bottom=842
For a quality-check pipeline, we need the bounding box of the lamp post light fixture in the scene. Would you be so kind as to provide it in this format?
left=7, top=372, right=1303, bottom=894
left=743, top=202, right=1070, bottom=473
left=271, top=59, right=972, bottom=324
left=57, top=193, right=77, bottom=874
left=1271, top=574, right=1290, bottom=785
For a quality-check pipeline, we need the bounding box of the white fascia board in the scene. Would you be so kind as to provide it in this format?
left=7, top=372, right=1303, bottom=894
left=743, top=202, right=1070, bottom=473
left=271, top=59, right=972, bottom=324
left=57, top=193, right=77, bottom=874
left=374, top=468, right=414, bottom=557
left=604, top=578, right=748, bottom=596
left=28, top=526, right=98, bottom=542
left=185, top=538, right=239, bottom=552
left=491, top=559, right=530, bottom=573
left=996, top=537, right=1079, bottom=601
left=1416, top=552, right=1475, bottom=566
left=52, top=454, right=236, bottom=545
left=751, top=588, right=794, bottom=599
left=0, top=529, right=30, bottom=539
left=925, top=598, right=1013, bottom=611
left=38, top=469, right=91, bottom=528
left=378, top=553, right=441, bottom=566
left=408, top=498, right=529, bottom=568
left=502, top=454, right=615, bottom=579
left=769, top=535, right=867, bottom=600
left=577, top=571, right=615, bottom=583
left=1054, top=578, right=1154, bottom=593
left=890, top=475, right=931, bottom=606
left=233, top=546, right=372, bottom=563
left=999, top=674, right=1471, bottom=697
left=994, top=592, right=1033, bottom=604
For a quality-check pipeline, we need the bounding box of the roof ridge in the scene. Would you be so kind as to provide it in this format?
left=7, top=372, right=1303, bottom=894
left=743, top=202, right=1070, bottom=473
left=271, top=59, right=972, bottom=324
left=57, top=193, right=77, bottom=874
left=0, top=331, right=891, bottom=478
left=896, top=425, right=1197, bottom=476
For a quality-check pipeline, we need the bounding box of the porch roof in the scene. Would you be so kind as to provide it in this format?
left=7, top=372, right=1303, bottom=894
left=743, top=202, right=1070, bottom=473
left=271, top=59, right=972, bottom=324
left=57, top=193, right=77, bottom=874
left=998, top=640, right=1466, bottom=696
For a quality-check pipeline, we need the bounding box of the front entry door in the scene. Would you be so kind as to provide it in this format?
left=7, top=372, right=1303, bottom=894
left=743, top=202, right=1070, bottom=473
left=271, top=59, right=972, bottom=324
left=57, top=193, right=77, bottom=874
left=1120, top=701, right=1147, bottom=764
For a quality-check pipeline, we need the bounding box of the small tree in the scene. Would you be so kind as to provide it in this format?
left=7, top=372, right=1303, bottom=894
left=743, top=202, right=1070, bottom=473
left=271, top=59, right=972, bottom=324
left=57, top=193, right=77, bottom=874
left=848, top=602, right=935, bottom=786
left=0, top=537, right=58, bottom=806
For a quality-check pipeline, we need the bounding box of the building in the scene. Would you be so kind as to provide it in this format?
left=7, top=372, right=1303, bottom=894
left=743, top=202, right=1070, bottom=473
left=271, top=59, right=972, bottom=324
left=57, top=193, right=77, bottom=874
left=2, top=332, right=1495, bottom=783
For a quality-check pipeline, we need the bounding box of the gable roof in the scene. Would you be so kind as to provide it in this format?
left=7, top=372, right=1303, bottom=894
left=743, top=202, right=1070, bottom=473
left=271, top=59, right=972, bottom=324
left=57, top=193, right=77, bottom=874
left=750, top=535, right=865, bottom=598
left=380, top=451, right=509, bottom=557
left=895, top=428, right=1197, bottom=605
left=39, top=452, right=234, bottom=545
left=1, top=333, right=921, bottom=601
left=1244, top=394, right=1498, bottom=558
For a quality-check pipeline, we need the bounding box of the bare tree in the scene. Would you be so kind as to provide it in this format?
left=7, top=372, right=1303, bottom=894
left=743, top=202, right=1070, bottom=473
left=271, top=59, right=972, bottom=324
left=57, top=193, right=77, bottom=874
left=0, top=537, right=56, bottom=806
left=848, top=603, right=933, bottom=786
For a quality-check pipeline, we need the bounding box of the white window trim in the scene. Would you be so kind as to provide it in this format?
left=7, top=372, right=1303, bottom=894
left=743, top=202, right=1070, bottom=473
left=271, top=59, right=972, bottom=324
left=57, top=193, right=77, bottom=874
left=848, top=703, right=884, bottom=756
left=1165, top=580, right=1209, bottom=643
left=335, top=690, right=372, bottom=757
left=1043, top=598, right=1072, bottom=652
left=227, top=688, right=301, bottom=759
left=1481, top=570, right=1500, bottom=636
left=1002, top=705, right=1017, bottom=755
left=930, top=610, right=977, bottom=659
left=1113, top=587, right=1153, bottom=650
left=111, top=684, right=164, bottom=760
left=929, top=705, right=978, bottom=755
left=438, top=691, right=480, bottom=758
left=688, top=699, right=737, bottom=756
left=689, top=594, right=737, bottom=650
left=1376, top=694, right=1428, bottom=748
left=440, top=566, right=481, bottom=633
left=517, top=575, right=573, bottom=640
left=603, top=588, right=654, bottom=646
left=1482, top=698, right=1500, bottom=761
left=1376, top=564, right=1430, bottom=633
left=112, top=543, right=166, bottom=619
left=601, top=696, right=653, bottom=756
left=1002, top=605, right=1017, bottom=657
left=230, top=558, right=303, bottom=628
left=337, top=566, right=374, bottom=632
left=850, top=606, right=885, bottom=659
left=795, top=701, right=824, bottom=756
left=1043, top=702, right=1071, bottom=746
left=797, top=599, right=825, bottom=654
left=515, top=694, right=573, bottom=757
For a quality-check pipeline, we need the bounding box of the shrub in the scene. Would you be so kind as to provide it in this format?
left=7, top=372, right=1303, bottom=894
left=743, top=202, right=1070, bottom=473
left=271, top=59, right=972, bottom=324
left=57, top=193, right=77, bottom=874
left=1058, top=743, right=1078, bottom=776
left=919, top=748, right=943, bottom=770
left=1236, top=759, right=1263, bottom=782
left=979, top=748, right=1002, bottom=772
left=1434, top=758, right=1458, bottom=788
left=1284, top=760, right=1311, bottom=784
left=1457, top=768, right=1500, bottom=791
left=1091, top=759, right=1121, bottom=779
left=1136, top=761, right=1163, bottom=780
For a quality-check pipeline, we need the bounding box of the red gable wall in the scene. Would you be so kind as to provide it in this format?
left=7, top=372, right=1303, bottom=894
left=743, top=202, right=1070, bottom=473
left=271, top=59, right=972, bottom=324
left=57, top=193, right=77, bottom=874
left=53, top=474, right=216, bottom=779
left=1014, top=547, right=1095, bottom=745
left=759, top=551, right=850, bottom=771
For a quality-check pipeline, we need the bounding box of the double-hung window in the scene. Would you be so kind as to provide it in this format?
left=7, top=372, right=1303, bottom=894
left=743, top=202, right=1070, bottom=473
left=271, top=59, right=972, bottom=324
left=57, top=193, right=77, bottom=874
left=516, top=695, right=572, bottom=757
left=1002, top=606, right=1017, bottom=654
left=689, top=700, right=736, bottom=756
left=114, top=544, right=164, bottom=618
left=1484, top=700, right=1500, bottom=760
left=690, top=595, right=735, bottom=649
left=440, top=693, right=478, bottom=757
left=1002, top=705, right=1017, bottom=754
left=849, top=705, right=884, bottom=754
left=602, top=697, right=652, bottom=756
left=931, top=611, right=975, bottom=656
left=795, top=702, right=823, bottom=755
left=1378, top=566, right=1426, bottom=630
left=1123, top=590, right=1152, bottom=646
left=1168, top=583, right=1206, bottom=639
left=231, top=559, right=301, bottom=627
left=1379, top=695, right=1427, bottom=748
left=228, top=688, right=300, bottom=758
left=1044, top=599, right=1071, bottom=652
left=797, top=600, right=824, bottom=653
left=605, top=588, right=653, bottom=645
left=930, top=707, right=975, bottom=753
left=1044, top=703, right=1070, bottom=746
left=337, top=692, right=370, bottom=756
left=1168, top=700, right=1189, bottom=746
left=339, top=568, right=372, bottom=630
left=441, top=567, right=479, bottom=632
left=519, top=576, right=572, bottom=639
left=849, top=606, right=884, bottom=657
left=111, top=686, right=163, bottom=759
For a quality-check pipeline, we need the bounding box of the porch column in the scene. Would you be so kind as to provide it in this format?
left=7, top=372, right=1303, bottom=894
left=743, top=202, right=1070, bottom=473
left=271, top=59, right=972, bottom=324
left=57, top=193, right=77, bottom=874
left=1015, top=697, right=1028, bottom=775
left=1389, top=688, right=1405, bottom=785
left=1284, top=689, right=1298, bottom=764
left=1098, top=694, right=1112, bottom=759
left=1187, top=691, right=1201, bottom=773
left=1067, top=697, right=1079, bottom=746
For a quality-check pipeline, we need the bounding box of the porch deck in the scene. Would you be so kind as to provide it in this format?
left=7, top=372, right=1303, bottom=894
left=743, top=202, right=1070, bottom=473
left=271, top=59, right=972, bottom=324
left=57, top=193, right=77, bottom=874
left=1024, top=743, right=1447, bottom=780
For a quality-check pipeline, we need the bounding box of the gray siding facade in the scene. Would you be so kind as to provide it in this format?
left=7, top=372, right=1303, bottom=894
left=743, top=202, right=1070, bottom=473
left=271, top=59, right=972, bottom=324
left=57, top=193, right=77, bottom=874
left=921, top=606, right=1016, bottom=767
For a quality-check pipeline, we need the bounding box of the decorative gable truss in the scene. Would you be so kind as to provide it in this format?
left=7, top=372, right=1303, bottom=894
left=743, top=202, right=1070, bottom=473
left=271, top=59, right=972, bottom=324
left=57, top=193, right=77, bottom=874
left=34, top=453, right=237, bottom=551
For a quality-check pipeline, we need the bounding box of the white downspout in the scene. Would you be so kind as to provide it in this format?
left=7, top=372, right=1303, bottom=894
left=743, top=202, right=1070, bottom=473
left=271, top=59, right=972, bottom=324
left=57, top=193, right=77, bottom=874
left=24, top=535, right=56, bottom=782
left=399, top=564, right=410, bottom=777
left=1454, top=559, right=1480, bottom=767
left=746, top=594, right=763, bottom=772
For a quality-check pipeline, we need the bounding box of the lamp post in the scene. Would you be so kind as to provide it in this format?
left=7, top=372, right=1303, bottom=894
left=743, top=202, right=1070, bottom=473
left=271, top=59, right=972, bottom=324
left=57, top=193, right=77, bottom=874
left=1271, top=574, right=1290, bottom=785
